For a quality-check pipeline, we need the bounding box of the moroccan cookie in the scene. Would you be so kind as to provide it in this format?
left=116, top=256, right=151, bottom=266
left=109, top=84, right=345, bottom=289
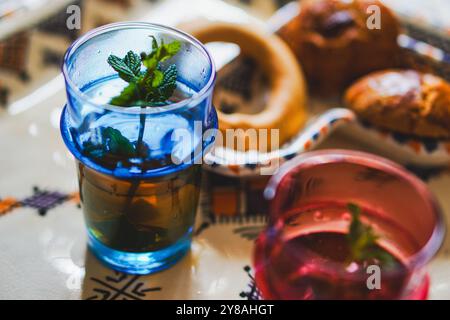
left=279, top=0, right=400, bottom=95
left=345, top=69, right=450, bottom=139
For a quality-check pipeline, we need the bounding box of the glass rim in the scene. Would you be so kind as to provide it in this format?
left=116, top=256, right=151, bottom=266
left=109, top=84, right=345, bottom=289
left=262, top=149, right=446, bottom=273
left=61, top=21, right=216, bottom=115
left=60, top=104, right=217, bottom=179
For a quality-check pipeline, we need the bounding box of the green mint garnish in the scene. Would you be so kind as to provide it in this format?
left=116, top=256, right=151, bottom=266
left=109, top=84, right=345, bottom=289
left=82, top=36, right=182, bottom=166
left=107, top=36, right=181, bottom=107
left=83, top=127, right=136, bottom=159
left=107, top=51, right=141, bottom=83
left=347, top=203, right=395, bottom=266
left=101, top=127, right=136, bottom=157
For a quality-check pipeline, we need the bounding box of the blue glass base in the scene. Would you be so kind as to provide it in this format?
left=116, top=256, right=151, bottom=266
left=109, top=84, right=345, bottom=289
left=88, top=229, right=192, bottom=275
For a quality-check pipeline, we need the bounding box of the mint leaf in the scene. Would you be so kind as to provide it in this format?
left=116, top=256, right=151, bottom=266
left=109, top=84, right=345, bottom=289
left=123, top=51, right=142, bottom=76
left=107, top=55, right=137, bottom=83
left=347, top=202, right=378, bottom=259
left=102, top=127, right=136, bottom=157
left=158, top=64, right=178, bottom=101
left=82, top=127, right=137, bottom=160
left=110, top=82, right=139, bottom=106
left=142, top=56, right=158, bottom=72
left=142, top=38, right=181, bottom=66
left=141, top=65, right=177, bottom=103
left=346, top=203, right=395, bottom=266
left=151, top=35, right=158, bottom=51
left=167, top=41, right=181, bottom=56
left=152, top=70, right=164, bottom=88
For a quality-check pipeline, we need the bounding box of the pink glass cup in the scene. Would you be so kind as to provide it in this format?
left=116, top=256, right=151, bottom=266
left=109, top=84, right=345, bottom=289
left=254, top=150, right=445, bottom=300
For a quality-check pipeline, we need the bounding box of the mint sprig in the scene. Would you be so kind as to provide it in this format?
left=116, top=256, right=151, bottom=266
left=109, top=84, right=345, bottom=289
left=107, top=37, right=181, bottom=107
left=106, top=37, right=182, bottom=222
left=82, top=36, right=181, bottom=163
left=347, top=203, right=395, bottom=266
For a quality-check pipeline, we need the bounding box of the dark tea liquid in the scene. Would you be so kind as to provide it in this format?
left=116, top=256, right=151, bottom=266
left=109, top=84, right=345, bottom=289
left=77, top=162, right=201, bottom=252
left=255, top=202, right=429, bottom=300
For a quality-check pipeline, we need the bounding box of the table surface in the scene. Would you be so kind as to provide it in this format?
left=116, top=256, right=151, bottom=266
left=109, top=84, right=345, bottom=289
left=1, top=0, right=450, bottom=300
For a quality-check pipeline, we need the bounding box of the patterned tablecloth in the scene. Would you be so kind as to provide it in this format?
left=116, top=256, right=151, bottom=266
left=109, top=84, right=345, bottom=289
left=0, top=0, right=450, bottom=300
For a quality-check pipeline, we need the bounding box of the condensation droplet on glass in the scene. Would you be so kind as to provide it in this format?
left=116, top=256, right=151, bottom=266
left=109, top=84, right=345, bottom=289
left=313, top=210, right=323, bottom=221
left=342, top=212, right=352, bottom=221
left=346, top=262, right=359, bottom=273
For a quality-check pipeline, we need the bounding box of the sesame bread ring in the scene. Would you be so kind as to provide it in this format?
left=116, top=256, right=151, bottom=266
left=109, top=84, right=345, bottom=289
left=185, top=21, right=307, bottom=151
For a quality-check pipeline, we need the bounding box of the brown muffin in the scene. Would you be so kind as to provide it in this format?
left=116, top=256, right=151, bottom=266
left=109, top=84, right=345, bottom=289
left=345, top=69, right=450, bottom=139
left=279, top=0, right=401, bottom=95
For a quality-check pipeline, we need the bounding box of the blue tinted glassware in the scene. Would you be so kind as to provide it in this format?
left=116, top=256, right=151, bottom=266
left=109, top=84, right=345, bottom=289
left=60, top=22, right=217, bottom=274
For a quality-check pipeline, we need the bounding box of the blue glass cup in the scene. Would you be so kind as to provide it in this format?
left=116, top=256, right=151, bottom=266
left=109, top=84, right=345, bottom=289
left=60, top=22, right=217, bottom=274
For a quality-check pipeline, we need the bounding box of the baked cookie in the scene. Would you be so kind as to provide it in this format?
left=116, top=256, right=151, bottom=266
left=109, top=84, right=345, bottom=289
left=345, top=69, right=450, bottom=139
left=279, top=0, right=400, bottom=95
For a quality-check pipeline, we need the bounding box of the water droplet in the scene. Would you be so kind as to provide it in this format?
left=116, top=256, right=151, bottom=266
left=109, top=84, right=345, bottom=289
left=342, top=212, right=352, bottom=221
left=313, top=210, right=324, bottom=221
left=346, top=262, right=359, bottom=273
left=28, top=122, right=39, bottom=136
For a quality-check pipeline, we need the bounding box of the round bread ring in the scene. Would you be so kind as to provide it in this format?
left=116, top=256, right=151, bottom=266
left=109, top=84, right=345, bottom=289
left=186, top=22, right=307, bottom=151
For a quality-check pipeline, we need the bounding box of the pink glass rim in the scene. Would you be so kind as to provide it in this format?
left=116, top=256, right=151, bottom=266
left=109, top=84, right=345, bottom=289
left=262, top=149, right=446, bottom=273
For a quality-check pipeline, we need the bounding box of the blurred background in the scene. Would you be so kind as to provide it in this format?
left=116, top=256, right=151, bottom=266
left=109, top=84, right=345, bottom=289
left=0, top=0, right=449, bottom=111
left=0, top=0, right=285, bottom=110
